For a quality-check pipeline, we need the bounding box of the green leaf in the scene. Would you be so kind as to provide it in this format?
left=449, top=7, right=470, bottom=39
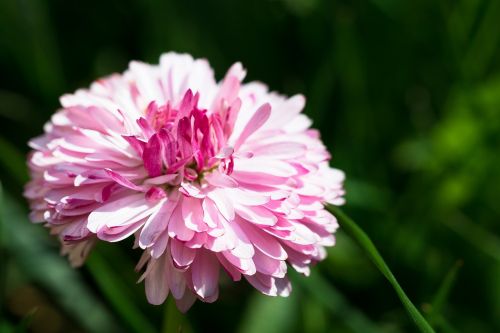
left=326, top=205, right=436, bottom=333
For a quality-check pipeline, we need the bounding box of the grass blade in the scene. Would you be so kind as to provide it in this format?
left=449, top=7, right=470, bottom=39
left=0, top=184, right=121, bottom=333
left=326, top=205, right=435, bottom=333
left=430, top=260, right=462, bottom=318
left=423, top=260, right=462, bottom=330
left=291, top=270, right=383, bottom=333
left=86, top=251, right=157, bottom=333
left=444, top=213, right=500, bottom=263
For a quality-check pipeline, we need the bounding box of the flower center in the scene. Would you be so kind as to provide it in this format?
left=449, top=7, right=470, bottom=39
left=129, top=90, right=235, bottom=187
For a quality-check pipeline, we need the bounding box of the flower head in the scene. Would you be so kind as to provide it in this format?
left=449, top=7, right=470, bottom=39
left=25, top=53, right=345, bottom=311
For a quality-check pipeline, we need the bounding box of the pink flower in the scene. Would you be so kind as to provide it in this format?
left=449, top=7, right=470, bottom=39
left=24, top=53, right=345, bottom=311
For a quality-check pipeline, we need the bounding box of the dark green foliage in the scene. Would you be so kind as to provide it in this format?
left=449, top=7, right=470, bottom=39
left=0, top=0, right=499, bottom=332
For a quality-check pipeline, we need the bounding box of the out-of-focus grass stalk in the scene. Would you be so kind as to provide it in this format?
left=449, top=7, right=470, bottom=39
left=291, top=270, right=383, bottom=333
left=326, top=205, right=436, bottom=333
left=86, top=252, right=156, bottom=333
left=423, top=260, right=462, bottom=332
left=461, top=0, right=500, bottom=80
left=444, top=213, right=500, bottom=263
left=428, top=260, right=462, bottom=321
left=0, top=183, right=7, bottom=321
left=0, top=184, right=120, bottom=333
left=162, top=296, right=186, bottom=333
left=431, top=315, right=460, bottom=333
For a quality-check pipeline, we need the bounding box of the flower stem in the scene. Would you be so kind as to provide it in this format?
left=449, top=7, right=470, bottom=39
left=162, top=297, right=184, bottom=333
left=325, top=205, right=436, bottom=333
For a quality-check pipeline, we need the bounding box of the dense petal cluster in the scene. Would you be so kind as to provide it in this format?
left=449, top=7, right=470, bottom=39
left=25, top=53, right=345, bottom=311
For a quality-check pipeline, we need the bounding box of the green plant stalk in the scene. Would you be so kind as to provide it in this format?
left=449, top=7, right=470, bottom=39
left=326, top=205, right=436, bottom=333
left=428, top=260, right=462, bottom=325
left=162, top=296, right=184, bottom=333
left=86, top=252, right=156, bottom=333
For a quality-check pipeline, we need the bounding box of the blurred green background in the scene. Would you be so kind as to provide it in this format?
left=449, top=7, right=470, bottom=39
left=1, top=0, right=499, bottom=332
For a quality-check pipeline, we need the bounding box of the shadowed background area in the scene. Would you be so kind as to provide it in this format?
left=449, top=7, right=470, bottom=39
left=1, top=0, right=499, bottom=332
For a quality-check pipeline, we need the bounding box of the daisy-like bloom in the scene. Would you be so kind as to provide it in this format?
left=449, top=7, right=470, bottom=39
left=24, top=53, right=345, bottom=311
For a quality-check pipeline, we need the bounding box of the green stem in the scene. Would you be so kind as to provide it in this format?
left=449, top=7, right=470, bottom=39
left=326, top=205, right=436, bottom=333
left=162, top=296, right=184, bottom=333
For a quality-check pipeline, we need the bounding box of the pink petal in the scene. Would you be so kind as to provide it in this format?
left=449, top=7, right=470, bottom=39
left=142, top=134, right=163, bottom=177
left=145, top=257, right=169, bottom=305
left=185, top=232, right=208, bottom=249
left=288, top=222, right=320, bottom=245
left=222, top=251, right=256, bottom=275
left=216, top=253, right=242, bottom=281
left=228, top=220, right=255, bottom=259
left=274, top=276, right=292, bottom=297
left=204, top=233, right=236, bottom=253
left=234, top=158, right=297, bottom=177
left=179, top=181, right=205, bottom=198
left=174, top=290, right=196, bottom=313
left=145, top=187, right=167, bottom=202
left=166, top=259, right=187, bottom=300
left=182, top=197, right=207, bottom=232
left=211, top=62, right=245, bottom=114
left=238, top=221, right=287, bottom=260
left=263, top=94, right=305, bottom=131
left=232, top=170, right=288, bottom=186
left=97, top=222, right=144, bottom=242
left=168, top=203, right=195, bottom=241
left=233, top=103, right=271, bottom=150
left=87, top=193, right=155, bottom=232
left=139, top=196, right=178, bottom=248
left=150, top=230, right=170, bottom=259
left=201, top=200, right=217, bottom=229
left=170, top=238, right=196, bottom=268
left=251, top=142, right=307, bottom=159
left=191, top=250, right=220, bottom=300
left=122, top=135, right=145, bottom=157
left=207, top=189, right=235, bottom=221
left=104, top=168, right=144, bottom=191
left=137, top=117, right=155, bottom=138
left=144, top=174, right=180, bottom=186
left=235, top=204, right=277, bottom=226
left=227, top=188, right=270, bottom=206
left=245, top=274, right=291, bottom=297
left=253, top=249, right=287, bottom=278
left=204, top=172, right=238, bottom=188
